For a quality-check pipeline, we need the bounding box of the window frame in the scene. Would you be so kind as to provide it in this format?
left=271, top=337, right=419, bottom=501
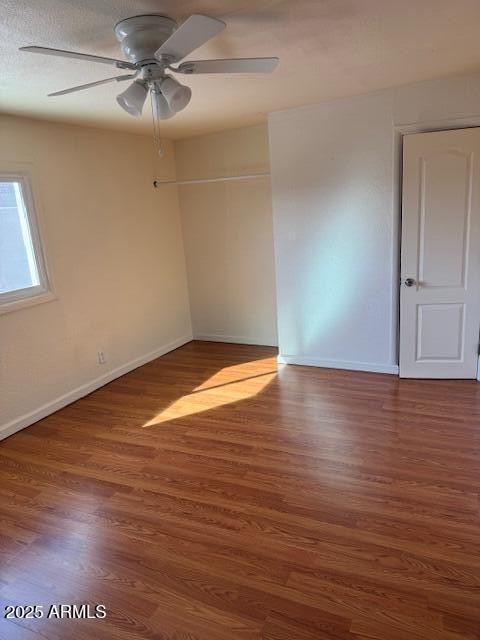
left=0, top=170, right=55, bottom=314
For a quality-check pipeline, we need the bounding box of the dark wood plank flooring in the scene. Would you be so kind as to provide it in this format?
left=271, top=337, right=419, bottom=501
left=1, top=341, right=480, bottom=639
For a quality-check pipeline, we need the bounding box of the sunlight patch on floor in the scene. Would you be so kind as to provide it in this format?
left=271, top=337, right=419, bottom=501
left=143, top=358, right=278, bottom=427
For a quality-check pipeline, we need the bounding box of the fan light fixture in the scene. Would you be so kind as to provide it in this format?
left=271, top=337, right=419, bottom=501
left=160, top=76, right=192, bottom=113
left=151, top=88, right=174, bottom=120
left=116, top=80, right=148, bottom=117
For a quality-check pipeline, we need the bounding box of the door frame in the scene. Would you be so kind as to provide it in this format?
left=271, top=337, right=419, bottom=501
left=394, top=117, right=480, bottom=379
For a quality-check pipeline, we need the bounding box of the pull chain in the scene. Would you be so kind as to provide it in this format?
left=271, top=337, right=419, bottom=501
left=151, top=88, right=165, bottom=158
left=151, top=88, right=165, bottom=188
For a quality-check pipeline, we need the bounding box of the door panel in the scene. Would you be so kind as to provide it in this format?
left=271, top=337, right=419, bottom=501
left=400, top=128, right=480, bottom=378
left=416, top=303, right=464, bottom=361
left=419, top=152, right=471, bottom=288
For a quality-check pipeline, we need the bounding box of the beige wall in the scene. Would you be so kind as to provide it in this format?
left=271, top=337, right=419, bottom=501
left=0, top=115, right=192, bottom=437
left=175, top=124, right=278, bottom=346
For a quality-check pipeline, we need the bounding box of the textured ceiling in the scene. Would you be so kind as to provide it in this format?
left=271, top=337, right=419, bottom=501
left=3, top=0, right=480, bottom=139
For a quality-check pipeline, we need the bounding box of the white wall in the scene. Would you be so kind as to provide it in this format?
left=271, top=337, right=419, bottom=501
left=0, top=115, right=192, bottom=439
left=175, top=125, right=278, bottom=347
left=269, top=71, right=480, bottom=373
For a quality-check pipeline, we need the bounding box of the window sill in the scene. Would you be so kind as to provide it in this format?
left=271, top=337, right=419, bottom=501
left=0, top=290, right=57, bottom=315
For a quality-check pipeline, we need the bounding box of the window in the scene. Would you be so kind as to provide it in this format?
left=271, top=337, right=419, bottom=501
left=0, top=173, right=52, bottom=312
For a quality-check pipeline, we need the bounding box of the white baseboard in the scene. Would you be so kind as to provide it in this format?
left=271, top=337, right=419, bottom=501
left=0, top=334, right=193, bottom=442
left=277, top=354, right=399, bottom=375
left=193, top=333, right=278, bottom=347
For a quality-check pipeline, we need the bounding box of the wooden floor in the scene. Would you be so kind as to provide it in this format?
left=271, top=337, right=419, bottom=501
left=1, top=341, right=480, bottom=639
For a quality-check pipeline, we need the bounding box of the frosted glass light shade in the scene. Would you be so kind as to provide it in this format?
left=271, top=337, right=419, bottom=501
left=160, top=76, right=191, bottom=113
left=152, top=90, right=174, bottom=120
left=116, top=81, right=148, bottom=117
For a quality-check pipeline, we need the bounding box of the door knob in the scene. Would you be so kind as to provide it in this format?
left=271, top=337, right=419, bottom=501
left=404, top=278, right=416, bottom=287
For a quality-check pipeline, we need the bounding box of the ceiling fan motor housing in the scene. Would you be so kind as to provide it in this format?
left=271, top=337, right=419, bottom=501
left=114, top=15, right=177, bottom=63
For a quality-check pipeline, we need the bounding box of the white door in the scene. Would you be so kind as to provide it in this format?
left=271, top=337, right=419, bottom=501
left=400, top=128, right=480, bottom=378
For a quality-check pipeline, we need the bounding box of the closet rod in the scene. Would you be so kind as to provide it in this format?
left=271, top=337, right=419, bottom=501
left=153, top=172, right=270, bottom=188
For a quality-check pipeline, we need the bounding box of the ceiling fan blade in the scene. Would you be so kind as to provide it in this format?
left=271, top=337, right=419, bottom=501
left=154, top=15, right=226, bottom=63
left=175, top=57, right=279, bottom=74
left=20, top=46, right=136, bottom=70
left=48, top=74, right=136, bottom=97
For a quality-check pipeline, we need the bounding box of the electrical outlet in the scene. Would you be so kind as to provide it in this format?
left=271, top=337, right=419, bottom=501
left=97, top=350, right=106, bottom=365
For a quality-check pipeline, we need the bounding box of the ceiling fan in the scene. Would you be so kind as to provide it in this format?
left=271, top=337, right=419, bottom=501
left=20, top=13, right=279, bottom=130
